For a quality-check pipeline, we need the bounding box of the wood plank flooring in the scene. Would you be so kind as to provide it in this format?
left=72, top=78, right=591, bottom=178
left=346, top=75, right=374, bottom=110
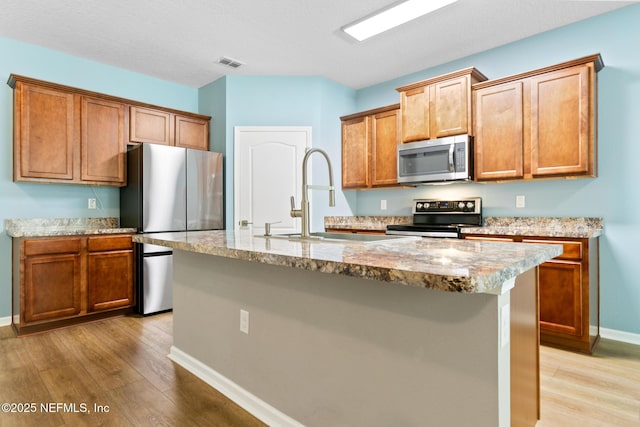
left=1, top=313, right=639, bottom=426
left=0, top=313, right=266, bottom=427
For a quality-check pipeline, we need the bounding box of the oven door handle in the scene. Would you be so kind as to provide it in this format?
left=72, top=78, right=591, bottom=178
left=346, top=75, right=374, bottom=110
left=448, top=144, right=455, bottom=172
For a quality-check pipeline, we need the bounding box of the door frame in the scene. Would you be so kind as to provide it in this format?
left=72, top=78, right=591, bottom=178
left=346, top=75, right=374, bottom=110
left=233, top=126, right=312, bottom=231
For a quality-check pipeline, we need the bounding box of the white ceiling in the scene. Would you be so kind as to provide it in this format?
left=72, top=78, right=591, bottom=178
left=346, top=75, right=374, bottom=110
left=0, top=0, right=634, bottom=89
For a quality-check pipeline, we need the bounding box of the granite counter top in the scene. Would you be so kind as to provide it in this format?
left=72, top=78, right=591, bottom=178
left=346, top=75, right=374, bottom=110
left=461, top=217, right=603, bottom=239
left=5, top=218, right=137, bottom=238
left=133, top=229, right=561, bottom=294
left=324, top=216, right=411, bottom=231
left=325, top=215, right=603, bottom=239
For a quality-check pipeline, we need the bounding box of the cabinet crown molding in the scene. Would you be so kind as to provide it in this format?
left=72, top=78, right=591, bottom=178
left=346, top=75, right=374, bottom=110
left=7, top=74, right=211, bottom=120
left=472, top=53, right=603, bottom=90
left=395, top=67, right=488, bottom=92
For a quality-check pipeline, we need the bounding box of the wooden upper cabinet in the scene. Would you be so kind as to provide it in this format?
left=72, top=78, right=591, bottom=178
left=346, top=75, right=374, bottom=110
left=8, top=74, right=213, bottom=187
left=432, top=75, right=471, bottom=138
left=474, top=81, right=525, bottom=180
left=129, top=106, right=172, bottom=145
left=473, top=54, right=602, bottom=182
left=371, top=108, right=400, bottom=186
left=129, top=106, right=210, bottom=150
left=13, top=82, right=76, bottom=182
left=81, top=97, right=126, bottom=185
left=397, top=68, right=487, bottom=144
left=341, top=115, right=369, bottom=189
left=341, top=104, right=400, bottom=189
left=400, top=86, right=430, bottom=142
left=530, top=64, right=592, bottom=177
left=175, top=114, right=209, bottom=150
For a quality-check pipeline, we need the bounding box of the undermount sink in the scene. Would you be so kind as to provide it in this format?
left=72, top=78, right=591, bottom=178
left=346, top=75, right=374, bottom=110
left=258, top=232, right=414, bottom=243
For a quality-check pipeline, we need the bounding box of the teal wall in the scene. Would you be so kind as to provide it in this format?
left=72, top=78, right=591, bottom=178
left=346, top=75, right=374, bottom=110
left=352, top=4, right=640, bottom=335
left=198, top=76, right=356, bottom=231
left=0, top=37, right=199, bottom=319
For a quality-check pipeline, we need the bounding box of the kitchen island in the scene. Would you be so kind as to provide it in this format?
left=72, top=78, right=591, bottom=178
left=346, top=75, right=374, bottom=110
left=134, top=229, right=561, bottom=427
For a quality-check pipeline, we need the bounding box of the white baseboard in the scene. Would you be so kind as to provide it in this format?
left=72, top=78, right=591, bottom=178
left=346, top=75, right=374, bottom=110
left=600, top=327, right=640, bottom=346
left=0, top=316, right=11, bottom=327
left=168, top=346, right=305, bottom=427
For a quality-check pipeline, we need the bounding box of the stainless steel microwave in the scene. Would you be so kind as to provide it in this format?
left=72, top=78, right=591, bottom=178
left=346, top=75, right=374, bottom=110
left=397, top=135, right=473, bottom=184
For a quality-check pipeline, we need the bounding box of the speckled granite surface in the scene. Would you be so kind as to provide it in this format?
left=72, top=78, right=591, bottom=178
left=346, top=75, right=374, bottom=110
left=133, top=229, right=561, bottom=294
left=5, top=218, right=136, bottom=237
left=462, top=217, right=603, bottom=239
left=324, top=216, right=411, bottom=231
left=326, top=215, right=603, bottom=238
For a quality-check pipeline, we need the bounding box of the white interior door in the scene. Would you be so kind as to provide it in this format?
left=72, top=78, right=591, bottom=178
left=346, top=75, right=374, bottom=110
left=234, top=126, right=309, bottom=235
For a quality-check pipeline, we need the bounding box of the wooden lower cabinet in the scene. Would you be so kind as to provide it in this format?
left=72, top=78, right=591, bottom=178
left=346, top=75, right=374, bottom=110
left=87, top=235, right=134, bottom=312
left=465, top=234, right=600, bottom=354
left=12, top=234, right=135, bottom=335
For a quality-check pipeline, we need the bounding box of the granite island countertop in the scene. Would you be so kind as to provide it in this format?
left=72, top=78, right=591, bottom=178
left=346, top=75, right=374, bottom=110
left=4, top=218, right=136, bottom=238
left=133, top=229, right=561, bottom=294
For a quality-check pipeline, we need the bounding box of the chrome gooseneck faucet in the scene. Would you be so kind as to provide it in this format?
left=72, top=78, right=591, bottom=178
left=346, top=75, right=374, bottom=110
left=290, top=148, right=335, bottom=237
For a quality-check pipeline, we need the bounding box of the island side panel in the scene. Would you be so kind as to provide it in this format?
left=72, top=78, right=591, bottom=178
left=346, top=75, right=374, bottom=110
left=510, top=267, right=540, bottom=426
left=171, top=250, right=507, bottom=427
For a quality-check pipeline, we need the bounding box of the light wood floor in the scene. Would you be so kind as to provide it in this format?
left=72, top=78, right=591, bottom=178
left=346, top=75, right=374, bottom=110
left=1, top=314, right=639, bottom=426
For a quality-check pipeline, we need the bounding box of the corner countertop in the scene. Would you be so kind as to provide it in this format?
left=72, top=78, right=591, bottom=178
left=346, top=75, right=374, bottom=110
left=4, top=218, right=137, bottom=238
left=133, top=229, right=561, bottom=295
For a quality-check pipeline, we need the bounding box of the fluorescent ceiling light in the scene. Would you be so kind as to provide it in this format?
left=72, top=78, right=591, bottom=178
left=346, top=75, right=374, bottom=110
left=343, top=0, right=459, bottom=42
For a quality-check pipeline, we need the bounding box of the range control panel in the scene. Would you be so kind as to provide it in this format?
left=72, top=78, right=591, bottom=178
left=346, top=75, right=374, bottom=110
left=413, top=198, right=481, bottom=214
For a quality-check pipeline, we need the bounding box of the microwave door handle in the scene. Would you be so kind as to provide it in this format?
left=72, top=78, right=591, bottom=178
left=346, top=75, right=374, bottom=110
left=448, top=144, right=455, bottom=172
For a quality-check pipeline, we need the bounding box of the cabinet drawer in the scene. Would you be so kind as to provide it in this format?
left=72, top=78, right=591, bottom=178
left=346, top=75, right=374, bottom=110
left=522, top=239, right=582, bottom=261
left=24, top=238, right=82, bottom=256
left=88, top=235, right=133, bottom=252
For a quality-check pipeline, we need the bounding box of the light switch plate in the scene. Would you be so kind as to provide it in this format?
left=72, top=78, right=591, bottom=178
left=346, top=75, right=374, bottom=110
left=380, top=199, right=387, bottom=210
left=515, top=195, right=525, bottom=208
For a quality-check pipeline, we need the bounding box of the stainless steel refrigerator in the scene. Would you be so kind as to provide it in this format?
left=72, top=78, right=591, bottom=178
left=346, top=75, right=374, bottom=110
left=120, top=143, right=223, bottom=315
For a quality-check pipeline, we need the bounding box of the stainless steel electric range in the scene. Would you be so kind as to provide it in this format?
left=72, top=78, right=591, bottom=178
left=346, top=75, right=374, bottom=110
left=385, top=198, right=482, bottom=238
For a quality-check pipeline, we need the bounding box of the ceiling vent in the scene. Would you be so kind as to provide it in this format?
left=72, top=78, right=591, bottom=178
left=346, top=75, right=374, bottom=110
left=217, top=56, right=244, bottom=68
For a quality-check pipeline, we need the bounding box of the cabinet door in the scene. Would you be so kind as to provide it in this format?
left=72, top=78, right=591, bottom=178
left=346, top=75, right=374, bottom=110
left=175, top=115, right=209, bottom=150
left=129, top=106, right=172, bottom=145
left=432, top=76, right=470, bottom=137
left=15, top=83, right=75, bottom=181
left=371, top=109, right=400, bottom=186
left=538, top=260, right=583, bottom=337
left=341, top=116, right=369, bottom=189
left=474, top=81, right=524, bottom=180
left=530, top=64, right=592, bottom=177
left=24, top=253, right=82, bottom=323
left=400, top=86, right=430, bottom=143
left=81, top=97, right=126, bottom=185
left=87, top=236, right=134, bottom=312
left=88, top=251, right=134, bottom=311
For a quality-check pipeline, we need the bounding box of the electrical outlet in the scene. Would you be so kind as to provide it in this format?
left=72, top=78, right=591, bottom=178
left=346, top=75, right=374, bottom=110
left=240, top=309, right=249, bottom=334
left=88, top=198, right=97, bottom=209
left=380, top=199, right=387, bottom=210
left=515, top=195, right=525, bottom=208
